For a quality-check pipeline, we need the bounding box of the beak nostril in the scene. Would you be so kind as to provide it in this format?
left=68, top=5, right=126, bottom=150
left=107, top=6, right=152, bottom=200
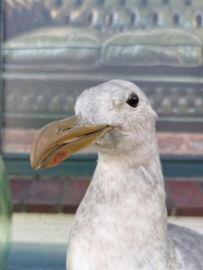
left=65, top=127, right=73, bottom=131
left=59, top=127, right=72, bottom=134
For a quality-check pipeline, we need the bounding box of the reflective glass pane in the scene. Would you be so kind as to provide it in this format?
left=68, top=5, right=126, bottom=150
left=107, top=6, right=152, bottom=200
left=2, top=78, right=98, bottom=154
left=0, top=156, right=12, bottom=270
left=1, top=0, right=203, bottom=160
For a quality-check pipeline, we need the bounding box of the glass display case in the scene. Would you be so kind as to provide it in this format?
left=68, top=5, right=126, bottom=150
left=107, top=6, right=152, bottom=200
left=0, top=155, right=12, bottom=270
left=1, top=0, right=203, bottom=177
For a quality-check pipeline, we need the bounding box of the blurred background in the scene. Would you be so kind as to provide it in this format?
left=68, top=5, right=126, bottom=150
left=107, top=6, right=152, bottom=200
left=0, top=0, right=203, bottom=269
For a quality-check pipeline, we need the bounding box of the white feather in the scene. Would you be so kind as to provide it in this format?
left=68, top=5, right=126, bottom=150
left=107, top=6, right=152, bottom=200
left=66, top=80, right=203, bottom=270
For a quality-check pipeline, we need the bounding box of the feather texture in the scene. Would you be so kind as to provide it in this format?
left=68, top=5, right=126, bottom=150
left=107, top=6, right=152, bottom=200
left=66, top=80, right=203, bottom=270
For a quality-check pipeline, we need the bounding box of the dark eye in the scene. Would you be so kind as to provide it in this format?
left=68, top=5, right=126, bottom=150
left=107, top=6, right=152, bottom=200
left=126, top=93, right=139, bottom=108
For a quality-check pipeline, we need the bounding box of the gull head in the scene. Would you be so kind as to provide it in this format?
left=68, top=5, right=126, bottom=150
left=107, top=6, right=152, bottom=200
left=30, top=80, right=158, bottom=170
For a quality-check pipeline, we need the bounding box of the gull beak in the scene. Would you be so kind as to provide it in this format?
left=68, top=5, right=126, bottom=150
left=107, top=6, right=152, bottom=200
left=30, top=115, right=110, bottom=171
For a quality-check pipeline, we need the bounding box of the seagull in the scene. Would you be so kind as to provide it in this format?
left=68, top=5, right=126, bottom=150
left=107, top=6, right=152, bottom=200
left=30, top=80, right=203, bottom=270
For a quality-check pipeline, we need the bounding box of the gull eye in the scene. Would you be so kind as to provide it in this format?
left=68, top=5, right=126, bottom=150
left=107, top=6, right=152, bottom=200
left=126, top=93, right=139, bottom=108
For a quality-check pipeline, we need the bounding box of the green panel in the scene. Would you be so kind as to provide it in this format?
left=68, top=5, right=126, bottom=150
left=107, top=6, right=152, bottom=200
left=2, top=154, right=96, bottom=177
left=0, top=155, right=12, bottom=270
left=161, top=156, right=203, bottom=178
left=0, top=0, right=3, bottom=152
left=2, top=153, right=203, bottom=178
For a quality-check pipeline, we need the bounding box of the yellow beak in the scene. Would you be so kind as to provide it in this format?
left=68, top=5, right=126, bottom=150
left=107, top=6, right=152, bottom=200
left=30, top=115, right=110, bottom=170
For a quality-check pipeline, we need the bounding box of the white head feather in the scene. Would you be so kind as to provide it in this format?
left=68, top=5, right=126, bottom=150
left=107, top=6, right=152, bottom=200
left=75, top=80, right=158, bottom=169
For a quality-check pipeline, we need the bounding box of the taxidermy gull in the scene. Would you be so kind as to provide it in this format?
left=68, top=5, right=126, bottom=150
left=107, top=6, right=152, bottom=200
left=30, top=80, right=203, bottom=270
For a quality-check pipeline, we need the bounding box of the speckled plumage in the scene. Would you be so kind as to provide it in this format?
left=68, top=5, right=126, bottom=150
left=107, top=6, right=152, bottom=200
left=66, top=80, right=203, bottom=270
